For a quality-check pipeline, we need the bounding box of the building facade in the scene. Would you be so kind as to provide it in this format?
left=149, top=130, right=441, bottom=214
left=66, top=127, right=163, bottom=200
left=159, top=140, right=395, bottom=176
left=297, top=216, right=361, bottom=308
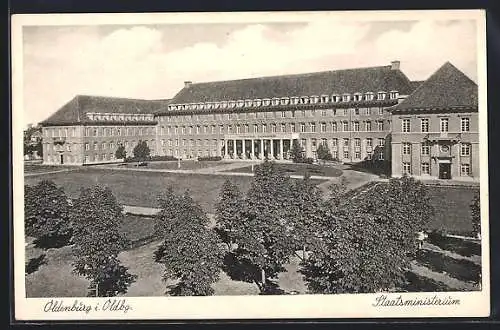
left=390, top=62, right=479, bottom=181
left=38, top=61, right=479, bottom=182
left=40, top=96, right=165, bottom=165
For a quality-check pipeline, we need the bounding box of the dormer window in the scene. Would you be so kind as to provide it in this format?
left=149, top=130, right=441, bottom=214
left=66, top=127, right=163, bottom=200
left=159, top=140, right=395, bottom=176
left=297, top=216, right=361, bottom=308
left=354, top=93, right=362, bottom=102
left=342, top=94, right=351, bottom=102
left=214, top=102, right=220, bottom=109
left=221, top=101, right=228, bottom=109
left=236, top=100, right=245, bottom=108
left=321, top=95, right=329, bottom=103
left=198, top=103, right=205, bottom=110
left=311, top=95, right=319, bottom=104
left=290, top=96, right=300, bottom=105
left=389, top=91, right=399, bottom=99
left=378, top=91, right=386, bottom=100
left=254, top=99, right=262, bottom=107
left=300, top=96, right=310, bottom=104
left=244, top=99, right=253, bottom=107
left=331, top=95, right=340, bottom=103
left=168, top=105, right=175, bottom=111
left=262, top=98, right=271, bottom=106
left=365, top=92, right=375, bottom=101
left=228, top=100, right=236, bottom=108
left=280, top=97, right=289, bottom=105
left=271, top=98, right=280, bottom=106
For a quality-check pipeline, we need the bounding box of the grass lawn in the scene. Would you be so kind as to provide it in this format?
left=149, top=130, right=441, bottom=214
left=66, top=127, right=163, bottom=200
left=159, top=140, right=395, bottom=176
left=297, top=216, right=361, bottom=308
left=24, top=168, right=254, bottom=213
left=24, top=164, right=70, bottom=173
left=121, top=160, right=231, bottom=171
left=226, top=163, right=343, bottom=177
left=425, top=186, right=479, bottom=236
left=415, top=249, right=481, bottom=283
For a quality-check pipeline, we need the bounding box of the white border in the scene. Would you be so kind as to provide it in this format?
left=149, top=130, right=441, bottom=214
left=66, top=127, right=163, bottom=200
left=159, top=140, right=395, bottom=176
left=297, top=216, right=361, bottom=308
left=12, top=9, right=489, bottom=320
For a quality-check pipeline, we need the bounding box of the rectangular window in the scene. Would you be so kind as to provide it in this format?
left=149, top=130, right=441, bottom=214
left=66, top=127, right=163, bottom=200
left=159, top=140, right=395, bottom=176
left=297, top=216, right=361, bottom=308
left=421, top=143, right=430, bottom=155
left=85, top=143, right=89, bottom=151
left=378, top=152, right=384, bottom=161
left=378, top=108, right=384, bottom=115
left=402, top=162, right=411, bottom=175
left=378, top=138, right=385, bottom=147
left=321, top=110, right=327, bottom=117
left=365, top=121, right=372, bottom=131
left=321, top=138, right=327, bottom=146
left=402, top=143, right=411, bottom=155
left=236, top=125, right=241, bottom=134
left=461, top=164, right=471, bottom=176
left=262, top=124, right=267, bottom=133
left=291, top=123, right=296, bottom=133
left=440, top=118, right=449, bottom=132
left=402, top=119, right=410, bottom=133
left=377, top=121, right=384, bottom=131
left=343, top=150, right=349, bottom=159
left=366, top=138, right=373, bottom=147
left=228, top=125, right=233, bottom=134
left=254, top=124, right=258, bottom=133
left=461, top=117, right=470, bottom=132
left=353, top=121, right=360, bottom=131
left=421, top=163, right=430, bottom=175
left=342, top=121, right=349, bottom=132
left=421, top=119, right=429, bottom=133
left=321, top=122, right=326, bottom=132
left=461, top=143, right=471, bottom=156
left=281, top=111, right=286, bottom=118
left=245, top=124, right=249, bottom=133
left=355, top=151, right=361, bottom=159
left=332, top=138, right=338, bottom=148
left=220, top=125, right=224, bottom=134
left=354, top=138, right=361, bottom=147
left=271, top=124, right=277, bottom=133
left=281, top=123, right=286, bottom=133
left=332, top=122, right=337, bottom=132
left=354, top=108, right=359, bottom=115
left=94, top=143, right=98, bottom=150
left=343, top=138, right=349, bottom=150
left=310, top=123, right=316, bottom=132
left=332, top=151, right=338, bottom=159
left=300, top=123, right=306, bottom=133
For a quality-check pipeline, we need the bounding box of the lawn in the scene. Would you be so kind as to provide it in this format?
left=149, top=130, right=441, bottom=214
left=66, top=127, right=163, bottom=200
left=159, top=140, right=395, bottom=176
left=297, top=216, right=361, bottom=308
left=425, top=186, right=479, bottom=236
left=24, top=168, right=254, bottom=213
left=120, top=160, right=231, bottom=171
left=24, top=164, right=69, bottom=174
left=226, top=163, right=343, bottom=177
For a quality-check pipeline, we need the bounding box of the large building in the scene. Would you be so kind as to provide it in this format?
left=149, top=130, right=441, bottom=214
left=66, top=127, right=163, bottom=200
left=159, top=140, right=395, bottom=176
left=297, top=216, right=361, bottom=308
left=38, top=60, right=479, bottom=181
left=390, top=62, right=479, bottom=181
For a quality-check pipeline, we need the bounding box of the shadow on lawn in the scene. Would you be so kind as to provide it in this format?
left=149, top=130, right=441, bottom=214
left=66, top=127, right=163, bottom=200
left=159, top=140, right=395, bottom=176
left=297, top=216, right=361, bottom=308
left=26, top=254, right=47, bottom=275
left=222, top=252, right=287, bottom=295
left=415, top=249, right=481, bottom=283
left=400, top=271, right=452, bottom=292
left=427, top=232, right=481, bottom=257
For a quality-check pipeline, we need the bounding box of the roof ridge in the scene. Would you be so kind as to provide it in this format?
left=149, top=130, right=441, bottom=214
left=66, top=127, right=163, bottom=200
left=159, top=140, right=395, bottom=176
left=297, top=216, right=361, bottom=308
left=187, top=64, right=392, bottom=87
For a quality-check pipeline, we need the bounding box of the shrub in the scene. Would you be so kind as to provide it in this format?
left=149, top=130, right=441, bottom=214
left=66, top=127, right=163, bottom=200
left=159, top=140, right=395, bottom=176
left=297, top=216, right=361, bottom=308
left=197, top=156, right=222, bottom=161
left=150, top=155, right=178, bottom=161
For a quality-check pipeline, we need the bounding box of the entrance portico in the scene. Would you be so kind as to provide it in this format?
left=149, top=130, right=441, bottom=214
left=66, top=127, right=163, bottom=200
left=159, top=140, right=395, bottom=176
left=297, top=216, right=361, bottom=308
left=223, top=133, right=300, bottom=160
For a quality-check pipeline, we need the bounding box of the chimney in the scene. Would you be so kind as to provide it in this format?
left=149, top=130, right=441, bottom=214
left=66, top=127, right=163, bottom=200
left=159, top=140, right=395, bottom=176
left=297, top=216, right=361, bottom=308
left=184, top=81, right=192, bottom=88
left=391, top=60, right=400, bottom=70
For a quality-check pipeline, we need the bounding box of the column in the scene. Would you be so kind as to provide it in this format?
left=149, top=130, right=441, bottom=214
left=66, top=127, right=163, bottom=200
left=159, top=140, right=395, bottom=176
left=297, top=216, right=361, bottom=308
left=224, top=140, right=228, bottom=159
left=270, top=139, right=274, bottom=159
left=251, top=139, right=255, bottom=159
left=279, top=139, right=284, bottom=160
left=259, top=139, right=264, bottom=159
left=242, top=139, right=246, bottom=159
left=233, top=139, right=237, bottom=159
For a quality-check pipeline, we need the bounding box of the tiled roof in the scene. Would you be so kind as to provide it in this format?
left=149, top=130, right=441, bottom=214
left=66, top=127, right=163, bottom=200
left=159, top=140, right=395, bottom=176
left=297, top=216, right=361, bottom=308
left=391, top=62, right=478, bottom=113
left=40, top=95, right=170, bottom=126
left=410, top=80, right=425, bottom=91
left=169, top=64, right=416, bottom=104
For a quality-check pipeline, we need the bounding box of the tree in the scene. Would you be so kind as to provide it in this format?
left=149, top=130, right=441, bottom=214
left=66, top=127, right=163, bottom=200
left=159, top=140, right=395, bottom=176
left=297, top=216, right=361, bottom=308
left=229, top=160, right=296, bottom=292
left=290, top=140, right=305, bottom=163
left=24, top=180, right=72, bottom=248
left=133, top=140, right=150, bottom=161
left=154, top=188, right=224, bottom=296
left=316, top=144, right=333, bottom=164
left=71, top=186, right=136, bottom=297
left=287, top=173, right=325, bottom=261
left=115, top=144, right=126, bottom=160
left=214, top=180, right=245, bottom=252
left=301, top=175, right=434, bottom=294
left=470, top=193, right=480, bottom=238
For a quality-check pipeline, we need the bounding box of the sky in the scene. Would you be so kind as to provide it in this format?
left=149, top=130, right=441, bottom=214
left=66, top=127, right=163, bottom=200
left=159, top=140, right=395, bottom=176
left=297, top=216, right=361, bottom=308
left=22, top=19, right=478, bottom=126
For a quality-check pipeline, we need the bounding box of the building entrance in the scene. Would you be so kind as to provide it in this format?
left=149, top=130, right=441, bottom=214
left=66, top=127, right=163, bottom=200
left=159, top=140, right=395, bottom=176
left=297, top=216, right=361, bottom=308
left=439, top=163, right=451, bottom=179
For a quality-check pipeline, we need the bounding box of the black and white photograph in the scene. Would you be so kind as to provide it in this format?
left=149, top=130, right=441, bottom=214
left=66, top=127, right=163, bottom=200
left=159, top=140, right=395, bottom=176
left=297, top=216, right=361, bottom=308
left=12, top=10, right=489, bottom=320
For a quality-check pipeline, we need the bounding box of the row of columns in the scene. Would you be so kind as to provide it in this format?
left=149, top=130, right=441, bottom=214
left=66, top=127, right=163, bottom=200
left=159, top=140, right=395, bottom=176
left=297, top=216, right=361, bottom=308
left=224, top=139, right=295, bottom=160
